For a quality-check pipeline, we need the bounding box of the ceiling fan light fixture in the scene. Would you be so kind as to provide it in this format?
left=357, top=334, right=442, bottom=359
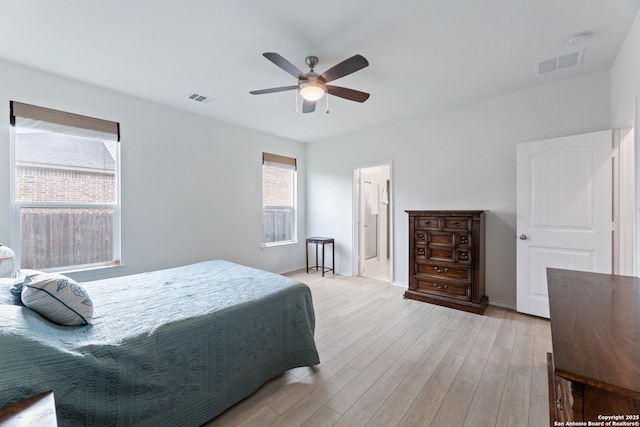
left=250, top=52, right=369, bottom=113
left=299, top=85, right=325, bottom=101
left=299, top=77, right=326, bottom=101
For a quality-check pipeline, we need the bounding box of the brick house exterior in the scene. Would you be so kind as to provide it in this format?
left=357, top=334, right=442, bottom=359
left=15, top=132, right=115, bottom=203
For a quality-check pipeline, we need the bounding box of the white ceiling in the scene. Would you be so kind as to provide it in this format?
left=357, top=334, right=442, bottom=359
left=1, top=1, right=639, bottom=143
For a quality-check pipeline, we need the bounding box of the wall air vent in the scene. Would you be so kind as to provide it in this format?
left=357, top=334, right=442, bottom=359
left=535, top=49, right=584, bottom=75
left=187, top=93, right=214, bottom=104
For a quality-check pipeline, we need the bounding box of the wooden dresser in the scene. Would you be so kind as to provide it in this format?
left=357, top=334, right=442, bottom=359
left=547, top=268, right=640, bottom=424
left=405, top=210, right=488, bottom=314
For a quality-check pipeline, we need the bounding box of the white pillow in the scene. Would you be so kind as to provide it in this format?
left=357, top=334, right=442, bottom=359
left=21, top=273, right=93, bottom=326
left=11, top=269, right=43, bottom=294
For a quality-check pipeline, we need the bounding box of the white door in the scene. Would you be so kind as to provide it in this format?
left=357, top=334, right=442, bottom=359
left=516, top=131, right=612, bottom=318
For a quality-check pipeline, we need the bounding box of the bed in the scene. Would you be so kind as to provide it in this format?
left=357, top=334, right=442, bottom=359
left=0, top=260, right=320, bottom=426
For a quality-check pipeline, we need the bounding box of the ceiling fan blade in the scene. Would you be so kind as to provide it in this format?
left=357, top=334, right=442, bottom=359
left=250, top=85, right=298, bottom=95
left=302, top=99, right=316, bottom=113
left=326, top=85, right=370, bottom=103
left=320, top=54, right=369, bottom=83
left=263, top=52, right=308, bottom=80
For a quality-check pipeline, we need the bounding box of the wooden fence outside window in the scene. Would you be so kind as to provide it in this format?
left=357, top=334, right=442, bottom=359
left=20, top=208, right=113, bottom=269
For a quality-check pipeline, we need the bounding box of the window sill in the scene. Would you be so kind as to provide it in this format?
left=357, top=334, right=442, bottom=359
left=261, top=241, right=299, bottom=250
left=58, top=263, right=126, bottom=282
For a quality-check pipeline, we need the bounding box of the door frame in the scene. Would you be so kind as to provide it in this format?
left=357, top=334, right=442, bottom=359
left=352, top=161, right=393, bottom=282
left=612, top=96, right=639, bottom=276
left=613, top=123, right=635, bottom=275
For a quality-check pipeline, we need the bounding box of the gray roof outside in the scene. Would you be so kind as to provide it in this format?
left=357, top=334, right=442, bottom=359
left=15, top=132, right=115, bottom=171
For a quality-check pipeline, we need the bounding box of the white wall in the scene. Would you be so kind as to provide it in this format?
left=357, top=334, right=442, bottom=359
left=0, top=59, right=307, bottom=280
left=611, top=8, right=640, bottom=276
left=611, top=10, right=640, bottom=126
left=306, top=71, right=611, bottom=308
left=0, top=47, right=625, bottom=307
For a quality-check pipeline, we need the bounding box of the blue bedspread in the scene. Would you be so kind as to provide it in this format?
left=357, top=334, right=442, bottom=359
left=0, top=260, right=320, bottom=426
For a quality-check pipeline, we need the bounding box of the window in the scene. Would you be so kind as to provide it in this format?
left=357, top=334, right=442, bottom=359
left=262, top=152, right=296, bottom=246
left=10, top=101, right=121, bottom=271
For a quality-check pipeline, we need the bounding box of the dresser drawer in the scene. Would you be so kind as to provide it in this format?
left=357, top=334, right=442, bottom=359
left=443, top=217, right=471, bottom=231
left=426, top=246, right=455, bottom=263
left=456, top=233, right=471, bottom=246
left=415, top=263, right=471, bottom=282
left=416, top=217, right=440, bottom=229
left=420, top=231, right=471, bottom=247
left=457, top=249, right=471, bottom=264
left=414, top=246, right=472, bottom=264
left=415, top=278, right=471, bottom=301
left=425, top=231, right=455, bottom=246
left=415, top=231, right=471, bottom=254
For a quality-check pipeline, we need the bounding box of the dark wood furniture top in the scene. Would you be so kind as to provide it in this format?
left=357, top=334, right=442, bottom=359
left=547, top=268, right=640, bottom=423
left=547, top=268, right=640, bottom=399
left=0, top=391, right=57, bottom=426
left=306, top=237, right=334, bottom=245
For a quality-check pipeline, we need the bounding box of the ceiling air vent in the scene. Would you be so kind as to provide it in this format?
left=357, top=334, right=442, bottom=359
left=535, top=49, right=584, bottom=75
left=187, top=93, right=214, bottom=104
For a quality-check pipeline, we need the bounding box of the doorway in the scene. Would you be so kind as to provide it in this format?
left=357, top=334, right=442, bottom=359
left=353, top=163, right=392, bottom=282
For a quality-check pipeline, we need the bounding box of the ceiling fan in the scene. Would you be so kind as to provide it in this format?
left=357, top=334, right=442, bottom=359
left=250, top=52, right=370, bottom=113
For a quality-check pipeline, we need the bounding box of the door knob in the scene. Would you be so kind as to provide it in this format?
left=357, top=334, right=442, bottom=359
left=519, top=234, right=527, bottom=240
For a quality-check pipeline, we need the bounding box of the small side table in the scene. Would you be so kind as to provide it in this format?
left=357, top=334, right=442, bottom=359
left=306, top=237, right=335, bottom=276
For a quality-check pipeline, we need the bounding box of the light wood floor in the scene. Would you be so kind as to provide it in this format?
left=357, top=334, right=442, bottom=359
left=362, top=257, right=389, bottom=282
left=204, top=271, right=552, bottom=427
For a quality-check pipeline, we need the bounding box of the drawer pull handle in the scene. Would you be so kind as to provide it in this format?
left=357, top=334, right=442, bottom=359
left=426, top=221, right=432, bottom=226
left=460, top=237, right=468, bottom=244
left=433, top=267, right=449, bottom=274
left=453, top=221, right=461, bottom=227
left=418, top=248, right=425, bottom=256
left=556, top=398, right=563, bottom=410
left=460, top=253, right=468, bottom=260
left=433, top=283, right=448, bottom=290
left=417, top=234, right=425, bottom=241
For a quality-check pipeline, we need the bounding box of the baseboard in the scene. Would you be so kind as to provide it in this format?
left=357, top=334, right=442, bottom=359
left=488, top=298, right=516, bottom=311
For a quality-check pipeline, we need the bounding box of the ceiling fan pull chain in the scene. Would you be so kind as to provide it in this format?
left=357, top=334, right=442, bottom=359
left=295, top=90, right=299, bottom=113
left=326, top=91, right=330, bottom=114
